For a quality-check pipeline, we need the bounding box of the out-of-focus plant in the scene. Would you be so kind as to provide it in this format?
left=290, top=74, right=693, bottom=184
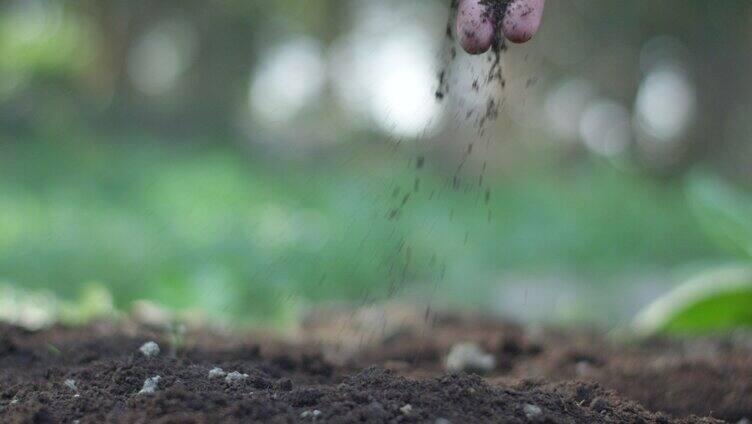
left=687, top=173, right=752, bottom=258
left=59, top=283, right=117, bottom=326
left=0, top=282, right=115, bottom=330
left=0, top=3, right=96, bottom=76
left=635, top=173, right=752, bottom=335
left=0, top=135, right=722, bottom=327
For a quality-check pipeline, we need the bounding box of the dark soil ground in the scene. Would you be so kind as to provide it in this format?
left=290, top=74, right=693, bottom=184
left=1, top=311, right=750, bottom=423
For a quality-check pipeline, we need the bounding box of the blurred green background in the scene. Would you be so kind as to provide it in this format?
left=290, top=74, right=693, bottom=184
left=0, top=0, right=750, bottom=330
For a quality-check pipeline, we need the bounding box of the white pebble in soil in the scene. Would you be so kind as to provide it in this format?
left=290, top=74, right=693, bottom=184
left=445, top=342, right=496, bottom=374
left=225, top=371, right=249, bottom=383
left=575, top=360, right=594, bottom=377
left=138, top=375, right=162, bottom=395
left=300, top=410, right=322, bottom=419
left=139, top=341, right=161, bottom=357
left=64, top=379, right=81, bottom=397
left=400, top=404, right=413, bottom=415
left=524, top=403, right=543, bottom=419
left=208, top=367, right=227, bottom=378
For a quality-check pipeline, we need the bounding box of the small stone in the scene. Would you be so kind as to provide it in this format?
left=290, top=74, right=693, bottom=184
left=138, top=375, right=161, bottom=395
left=400, top=404, right=413, bottom=415
left=575, top=360, right=593, bottom=376
left=139, top=341, right=160, bottom=357
left=524, top=403, right=542, bottom=419
left=435, top=419, right=451, bottom=424
left=64, top=379, right=77, bottom=391
left=225, top=371, right=249, bottom=383
left=737, top=419, right=751, bottom=424
left=300, top=410, right=322, bottom=419
left=445, top=342, right=496, bottom=374
left=208, top=367, right=227, bottom=378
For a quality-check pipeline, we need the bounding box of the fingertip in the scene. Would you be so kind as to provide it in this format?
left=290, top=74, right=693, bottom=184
left=502, top=0, right=545, bottom=44
left=456, top=0, right=495, bottom=55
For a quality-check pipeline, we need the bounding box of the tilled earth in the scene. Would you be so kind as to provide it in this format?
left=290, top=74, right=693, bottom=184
left=1, top=311, right=750, bottom=423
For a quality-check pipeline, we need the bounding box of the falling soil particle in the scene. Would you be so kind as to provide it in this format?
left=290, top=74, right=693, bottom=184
left=437, top=0, right=511, bottom=134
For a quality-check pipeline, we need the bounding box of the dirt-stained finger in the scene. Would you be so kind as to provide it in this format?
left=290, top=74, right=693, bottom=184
left=502, top=0, right=545, bottom=43
left=456, top=0, right=495, bottom=54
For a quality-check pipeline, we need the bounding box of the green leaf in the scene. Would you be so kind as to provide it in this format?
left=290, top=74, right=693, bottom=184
left=686, top=174, right=752, bottom=258
left=634, top=265, right=752, bottom=335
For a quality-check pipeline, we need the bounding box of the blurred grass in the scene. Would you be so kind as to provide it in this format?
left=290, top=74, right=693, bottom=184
left=0, top=132, right=726, bottom=325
